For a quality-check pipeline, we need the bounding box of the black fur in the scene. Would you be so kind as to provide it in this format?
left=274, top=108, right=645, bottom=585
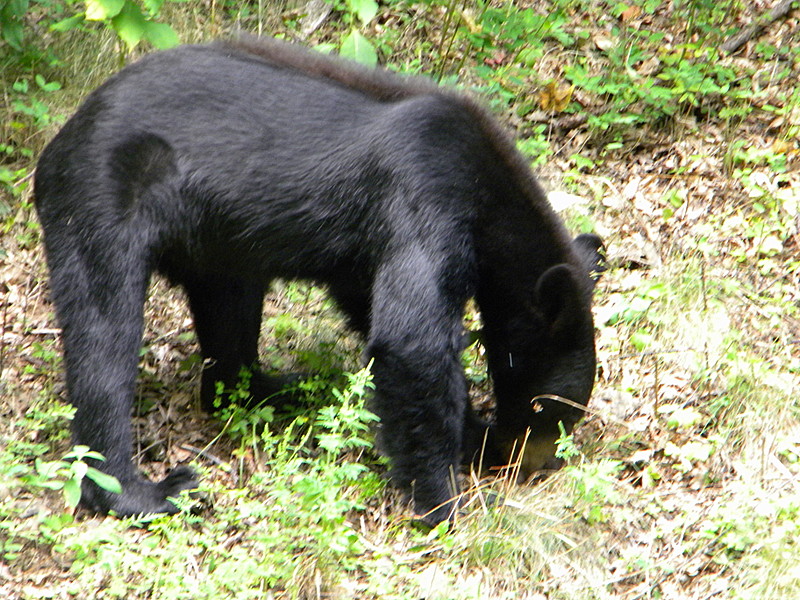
left=34, top=37, right=603, bottom=523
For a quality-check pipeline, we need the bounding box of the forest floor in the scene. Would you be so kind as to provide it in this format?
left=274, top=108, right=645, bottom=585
left=1, top=1, right=799, bottom=599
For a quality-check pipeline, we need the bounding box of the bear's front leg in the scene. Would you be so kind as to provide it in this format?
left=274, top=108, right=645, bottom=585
left=367, top=245, right=471, bottom=524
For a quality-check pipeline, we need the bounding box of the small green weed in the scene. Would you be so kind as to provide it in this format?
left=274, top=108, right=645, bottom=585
left=54, top=0, right=180, bottom=50
left=48, top=365, right=383, bottom=597
left=213, top=373, right=277, bottom=443
left=565, top=459, right=624, bottom=524
left=308, top=0, right=380, bottom=65
left=554, top=421, right=581, bottom=461
left=3, top=73, right=62, bottom=166
left=5, top=397, right=74, bottom=459
left=18, top=445, right=122, bottom=510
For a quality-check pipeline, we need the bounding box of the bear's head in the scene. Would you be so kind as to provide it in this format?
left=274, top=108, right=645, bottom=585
left=484, top=233, right=604, bottom=480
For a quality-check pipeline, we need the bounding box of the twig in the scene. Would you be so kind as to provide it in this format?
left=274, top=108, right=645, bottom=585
left=0, top=284, right=7, bottom=382
left=180, top=443, right=229, bottom=469
left=527, top=110, right=589, bottom=131
left=180, top=443, right=239, bottom=485
left=721, top=0, right=798, bottom=54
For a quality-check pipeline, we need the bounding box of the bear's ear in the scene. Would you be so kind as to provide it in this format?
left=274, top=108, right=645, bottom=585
left=534, top=264, right=584, bottom=341
left=573, top=233, right=606, bottom=286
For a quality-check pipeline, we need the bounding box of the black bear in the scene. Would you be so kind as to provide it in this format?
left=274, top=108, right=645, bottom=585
left=34, top=37, right=603, bottom=524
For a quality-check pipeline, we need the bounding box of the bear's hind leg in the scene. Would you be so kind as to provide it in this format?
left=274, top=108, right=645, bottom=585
left=183, top=276, right=296, bottom=411
left=50, top=242, right=197, bottom=515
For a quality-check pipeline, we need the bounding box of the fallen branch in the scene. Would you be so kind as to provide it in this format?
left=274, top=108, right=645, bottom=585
left=721, top=0, right=798, bottom=54
left=526, top=110, right=589, bottom=131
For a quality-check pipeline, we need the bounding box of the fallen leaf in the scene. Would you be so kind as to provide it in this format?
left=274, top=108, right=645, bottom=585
left=620, top=6, right=642, bottom=22
left=771, top=139, right=793, bottom=155
left=547, top=190, right=588, bottom=212
left=459, top=9, right=481, bottom=34
left=539, top=81, right=574, bottom=112
left=484, top=51, right=507, bottom=67
left=593, top=33, right=615, bottom=52
left=637, top=55, right=661, bottom=76
left=629, top=449, right=654, bottom=464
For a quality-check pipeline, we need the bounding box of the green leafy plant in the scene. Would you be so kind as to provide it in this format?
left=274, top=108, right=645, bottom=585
left=565, top=459, right=624, bottom=524
left=314, top=361, right=378, bottom=458
left=1, top=0, right=180, bottom=53
left=5, top=74, right=61, bottom=157
left=315, top=0, right=379, bottom=65
left=20, top=445, right=122, bottom=509
left=79, top=0, right=179, bottom=49
left=0, top=166, right=29, bottom=219
left=0, top=0, right=29, bottom=50
left=554, top=421, right=580, bottom=461
left=213, top=368, right=276, bottom=442
left=517, top=130, right=552, bottom=169
left=339, top=0, right=379, bottom=65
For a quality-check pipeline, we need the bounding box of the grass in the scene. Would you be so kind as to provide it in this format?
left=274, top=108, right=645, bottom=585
left=2, top=1, right=799, bottom=599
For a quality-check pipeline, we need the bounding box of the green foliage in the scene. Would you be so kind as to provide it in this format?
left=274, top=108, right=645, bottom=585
left=4, top=73, right=61, bottom=161
left=460, top=325, right=487, bottom=386
left=565, top=459, right=624, bottom=524
left=554, top=421, right=580, bottom=461
left=0, top=0, right=29, bottom=50
left=409, top=0, right=795, bottom=149
left=76, top=366, right=379, bottom=596
left=213, top=370, right=277, bottom=442
left=0, top=364, right=385, bottom=595
left=563, top=41, right=754, bottom=135
left=1, top=0, right=179, bottom=53
left=85, top=0, right=124, bottom=20
left=663, top=438, right=714, bottom=471
left=16, top=445, right=121, bottom=509
left=22, top=340, right=61, bottom=377
left=5, top=397, right=74, bottom=459
left=714, top=170, right=797, bottom=276
left=660, top=404, right=705, bottom=430
left=327, top=0, right=380, bottom=66
left=346, top=0, right=378, bottom=25
left=605, top=279, right=668, bottom=327
left=0, top=165, right=29, bottom=220
left=339, top=27, right=377, bottom=66
left=516, top=130, right=552, bottom=169
left=698, top=482, right=800, bottom=590
left=82, top=0, right=180, bottom=49
left=314, top=362, right=378, bottom=457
